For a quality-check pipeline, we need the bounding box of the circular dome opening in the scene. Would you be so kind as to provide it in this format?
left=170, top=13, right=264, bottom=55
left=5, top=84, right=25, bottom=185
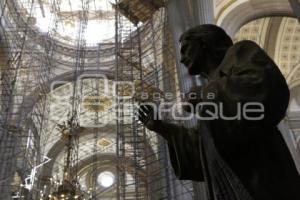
left=97, top=171, right=115, bottom=188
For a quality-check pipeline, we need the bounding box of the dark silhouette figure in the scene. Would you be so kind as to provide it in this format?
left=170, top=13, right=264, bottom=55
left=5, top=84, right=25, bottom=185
left=138, top=24, right=300, bottom=200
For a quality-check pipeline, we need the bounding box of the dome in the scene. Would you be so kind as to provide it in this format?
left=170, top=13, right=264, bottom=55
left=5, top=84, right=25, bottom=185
left=17, top=0, right=132, bottom=45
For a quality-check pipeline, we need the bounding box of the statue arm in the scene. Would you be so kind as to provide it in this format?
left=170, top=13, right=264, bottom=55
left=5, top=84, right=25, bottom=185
left=138, top=105, right=204, bottom=180
left=153, top=122, right=204, bottom=181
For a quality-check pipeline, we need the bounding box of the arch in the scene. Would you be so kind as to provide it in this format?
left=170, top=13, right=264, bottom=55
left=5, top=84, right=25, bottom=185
left=22, top=69, right=120, bottom=116
left=217, top=0, right=295, bottom=37
left=289, top=79, right=300, bottom=90
left=287, top=62, right=300, bottom=84
left=38, top=125, right=157, bottom=187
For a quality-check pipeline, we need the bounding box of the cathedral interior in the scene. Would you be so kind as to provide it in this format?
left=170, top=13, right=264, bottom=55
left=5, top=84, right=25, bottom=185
left=0, top=0, right=300, bottom=199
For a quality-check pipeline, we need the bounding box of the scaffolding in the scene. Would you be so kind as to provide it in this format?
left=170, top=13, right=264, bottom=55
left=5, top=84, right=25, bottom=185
left=0, top=0, right=197, bottom=199
left=0, top=0, right=53, bottom=199
left=114, top=1, right=194, bottom=199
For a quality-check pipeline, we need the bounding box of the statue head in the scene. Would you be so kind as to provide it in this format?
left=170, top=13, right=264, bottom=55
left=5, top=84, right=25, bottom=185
left=179, top=24, right=233, bottom=77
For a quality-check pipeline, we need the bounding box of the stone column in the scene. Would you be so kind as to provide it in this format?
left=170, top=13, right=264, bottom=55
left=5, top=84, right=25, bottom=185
left=0, top=129, right=18, bottom=200
left=165, top=1, right=214, bottom=200
left=0, top=3, right=20, bottom=197
left=0, top=45, right=16, bottom=200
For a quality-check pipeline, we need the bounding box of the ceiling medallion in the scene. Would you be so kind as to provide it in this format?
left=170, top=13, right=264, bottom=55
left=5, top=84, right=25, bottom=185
left=82, top=94, right=112, bottom=112
left=98, top=138, right=112, bottom=147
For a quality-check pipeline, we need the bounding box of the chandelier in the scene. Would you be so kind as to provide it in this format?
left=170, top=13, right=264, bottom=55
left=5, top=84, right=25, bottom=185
left=48, top=117, right=84, bottom=200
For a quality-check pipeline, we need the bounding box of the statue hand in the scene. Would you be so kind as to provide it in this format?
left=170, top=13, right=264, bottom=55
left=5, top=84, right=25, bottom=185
left=137, top=104, right=161, bottom=131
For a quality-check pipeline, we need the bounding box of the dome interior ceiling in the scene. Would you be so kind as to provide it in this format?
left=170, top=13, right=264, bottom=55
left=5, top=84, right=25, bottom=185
left=18, top=0, right=134, bottom=45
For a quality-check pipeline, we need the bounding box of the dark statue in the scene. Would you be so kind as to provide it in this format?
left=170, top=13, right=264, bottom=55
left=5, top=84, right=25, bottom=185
left=137, top=24, right=300, bottom=200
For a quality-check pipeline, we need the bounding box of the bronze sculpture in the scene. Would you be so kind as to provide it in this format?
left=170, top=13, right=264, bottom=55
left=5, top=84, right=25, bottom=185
left=138, top=24, right=300, bottom=199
